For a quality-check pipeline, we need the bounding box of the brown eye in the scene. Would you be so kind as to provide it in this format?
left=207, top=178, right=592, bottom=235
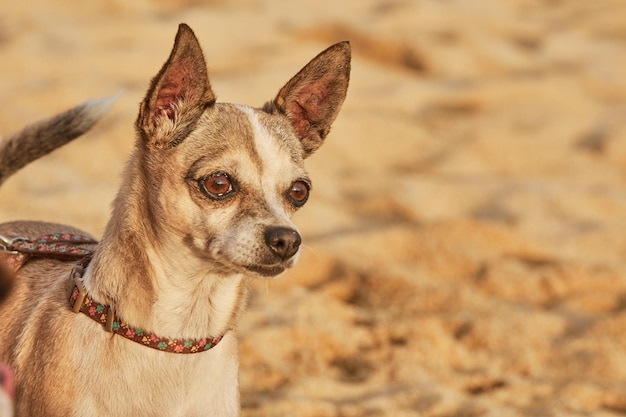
left=201, top=172, right=234, bottom=199
left=288, top=180, right=310, bottom=207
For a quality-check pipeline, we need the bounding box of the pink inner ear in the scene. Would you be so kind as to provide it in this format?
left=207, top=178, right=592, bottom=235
left=285, top=75, right=334, bottom=140
left=155, top=85, right=179, bottom=119
left=152, top=61, right=193, bottom=121
left=287, top=99, right=312, bottom=140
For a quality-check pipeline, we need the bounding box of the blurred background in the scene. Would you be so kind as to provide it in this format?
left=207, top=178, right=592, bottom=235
left=1, top=1, right=626, bottom=416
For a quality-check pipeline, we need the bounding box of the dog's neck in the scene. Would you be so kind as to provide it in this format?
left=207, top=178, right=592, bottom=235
left=85, top=147, right=248, bottom=340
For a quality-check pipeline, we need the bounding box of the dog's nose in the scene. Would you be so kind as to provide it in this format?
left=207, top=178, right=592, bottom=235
left=264, top=226, right=301, bottom=260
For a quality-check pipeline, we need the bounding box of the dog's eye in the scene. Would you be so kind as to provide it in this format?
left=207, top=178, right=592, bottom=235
left=200, top=172, right=234, bottom=199
left=287, top=180, right=310, bottom=207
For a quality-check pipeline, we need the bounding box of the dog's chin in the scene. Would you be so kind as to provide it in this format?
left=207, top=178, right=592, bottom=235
left=208, top=257, right=291, bottom=279
left=244, top=264, right=287, bottom=278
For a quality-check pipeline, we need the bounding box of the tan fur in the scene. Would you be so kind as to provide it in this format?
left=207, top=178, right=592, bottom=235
left=0, top=259, right=12, bottom=304
left=0, top=264, right=13, bottom=417
left=0, top=23, right=350, bottom=416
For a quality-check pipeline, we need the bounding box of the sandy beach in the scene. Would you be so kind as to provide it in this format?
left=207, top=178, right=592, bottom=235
left=1, top=1, right=626, bottom=415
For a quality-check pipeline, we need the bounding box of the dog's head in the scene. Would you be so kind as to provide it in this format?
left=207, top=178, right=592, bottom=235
left=133, top=24, right=350, bottom=278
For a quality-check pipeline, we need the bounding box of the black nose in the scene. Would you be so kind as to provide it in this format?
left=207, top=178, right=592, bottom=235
left=264, top=226, right=301, bottom=260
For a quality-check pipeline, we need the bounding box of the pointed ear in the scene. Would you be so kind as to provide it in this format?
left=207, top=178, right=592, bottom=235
left=265, top=41, right=351, bottom=158
left=136, top=24, right=216, bottom=149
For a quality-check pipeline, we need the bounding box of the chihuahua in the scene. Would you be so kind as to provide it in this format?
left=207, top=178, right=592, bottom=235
left=0, top=23, right=350, bottom=416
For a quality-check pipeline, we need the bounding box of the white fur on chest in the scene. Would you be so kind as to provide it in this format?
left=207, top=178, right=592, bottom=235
left=147, top=245, right=245, bottom=339
left=73, top=250, right=243, bottom=416
left=71, top=325, right=240, bottom=417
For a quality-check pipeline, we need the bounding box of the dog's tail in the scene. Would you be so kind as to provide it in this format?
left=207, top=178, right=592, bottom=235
left=0, top=95, right=117, bottom=186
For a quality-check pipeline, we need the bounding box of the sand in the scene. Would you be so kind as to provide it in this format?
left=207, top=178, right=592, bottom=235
left=1, top=0, right=626, bottom=415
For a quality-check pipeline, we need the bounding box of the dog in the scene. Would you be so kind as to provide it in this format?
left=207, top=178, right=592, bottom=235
left=0, top=23, right=350, bottom=416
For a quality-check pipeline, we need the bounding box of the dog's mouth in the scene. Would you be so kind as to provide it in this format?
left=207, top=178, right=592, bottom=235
left=192, top=235, right=299, bottom=278
left=205, top=256, right=292, bottom=278
left=243, top=264, right=287, bottom=278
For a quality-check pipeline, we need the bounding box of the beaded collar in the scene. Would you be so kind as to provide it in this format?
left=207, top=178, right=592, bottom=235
left=1, top=233, right=223, bottom=354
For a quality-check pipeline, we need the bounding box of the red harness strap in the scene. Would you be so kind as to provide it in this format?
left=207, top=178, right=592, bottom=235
left=0, top=233, right=223, bottom=354
left=1, top=233, right=96, bottom=271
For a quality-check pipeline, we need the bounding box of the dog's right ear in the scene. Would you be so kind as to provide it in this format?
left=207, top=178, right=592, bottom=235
left=136, top=24, right=215, bottom=149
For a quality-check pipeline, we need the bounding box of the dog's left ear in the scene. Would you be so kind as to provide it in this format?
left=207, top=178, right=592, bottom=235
left=136, top=23, right=216, bottom=149
left=266, top=42, right=351, bottom=158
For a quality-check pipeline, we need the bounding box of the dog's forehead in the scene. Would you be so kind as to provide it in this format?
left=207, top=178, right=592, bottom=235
left=182, top=103, right=305, bottom=177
